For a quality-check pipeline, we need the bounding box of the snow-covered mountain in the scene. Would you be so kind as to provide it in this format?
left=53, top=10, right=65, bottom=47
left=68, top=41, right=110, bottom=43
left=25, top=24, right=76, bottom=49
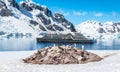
left=76, top=20, right=120, bottom=39
left=0, top=0, right=76, bottom=39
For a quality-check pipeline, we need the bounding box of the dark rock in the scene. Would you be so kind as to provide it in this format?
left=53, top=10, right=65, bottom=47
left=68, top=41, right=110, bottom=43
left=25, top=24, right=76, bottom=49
left=54, top=13, right=76, bottom=32
left=46, top=25, right=55, bottom=31
left=20, top=2, right=43, bottom=11
left=39, top=24, right=46, bottom=31
left=30, top=20, right=39, bottom=26
left=37, top=14, right=46, bottom=23
left=20, top=2, right=32, bottom=11
left=106, top=25, right=116, bottom=33
left=8, top=0, right=19, bottom=9
left=37, top=14, right=51, bottom=25
left=54, top=13, right=64, bottom=20
left=114, top=23, right=120, bottom=32
left=0, top=8, right=11, bottom=16
left=46, top=19, right=51, bottom=25
left=53, top=24, right=64, bottom=31
left=0, top=1, right=7, bottom=8
left=69, top=23, right=76, bottom=32
left=20, top=1, right=52, bottom=17
left=23, top=45, right=102, bottom=64
left=33, top=4, right=43, bottom=11
left=54, top=13, right=65, bottom=23
left=0, top=31, right=5, bottom=35
left=98, top=28, right=106, bottom=33
left=42, top=7, right=52, bottom=17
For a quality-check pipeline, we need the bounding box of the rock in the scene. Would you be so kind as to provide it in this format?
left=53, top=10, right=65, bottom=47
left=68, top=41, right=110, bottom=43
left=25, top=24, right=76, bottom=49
left=98, top=28, right=106, bottom=33
left=54, top=13, right=76, bottom=32
left=29, top=20, right=39, bottom=26
left=54, top=13, right=65, bottom=23
left=39, top=24, right=46, bottom=31
left=0, top=1, right=7, bottom=8
left=42, top=7, right=52, bottom=17
left=37, top=14, right=51, bottom=25
left=8, top=0, right=19, bottom=9
left=46, top=25, right=55, bottom=31
left=0, top=8, right=11, bottom=16
left=23, top=45, right=102, bottom=64
left=53, top=24, right=64, bottom=31
left=20, top=2, right=43, bottom=11
left=20, top=2, right=33, bottom=11
left=0, top=1, right=12, bottom=16
left=0, top=31, right=5, bottom=35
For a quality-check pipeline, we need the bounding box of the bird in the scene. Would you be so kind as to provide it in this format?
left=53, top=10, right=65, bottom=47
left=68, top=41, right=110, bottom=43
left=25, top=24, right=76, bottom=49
left=82, top=45, right=85, bottom=51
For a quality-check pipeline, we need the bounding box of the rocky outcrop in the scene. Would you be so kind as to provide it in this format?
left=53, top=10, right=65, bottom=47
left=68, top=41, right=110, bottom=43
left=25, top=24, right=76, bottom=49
left=37, top=14, right=51, bottom=25
left=43, top=7, right=52, bottom=17
left=20, top=1, right=76, bottom=32
left=53, top=24, right=64, bottom=31
left=20, top=2, right=43, bottom=11
left=54, top=13, right=76, bottom=32
left=46, top=25, right=55, bottom=31
left=0, top=31, right=5, bottom=35
left=98, top=28, right=106, bottom=33
left=0, top=0, right=14, bottom=16
left=21, top=2, right=52, bottom=17
left=0, top=8, right=11, bottom=16
left=20, top=2, right=33, bottom=11
left=29, top=20, right=39, bottom=26
left=23, top=45, right=102, bottom=64
left=0, top=0, right=7, bottom=8
left=39, top=24, right=46, bottom=31
left=8, top=0, right=19, bottom=9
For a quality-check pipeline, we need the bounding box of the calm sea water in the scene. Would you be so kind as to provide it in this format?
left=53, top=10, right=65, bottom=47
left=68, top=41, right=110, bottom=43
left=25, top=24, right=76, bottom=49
left=0, top=38, right=120, bottom=51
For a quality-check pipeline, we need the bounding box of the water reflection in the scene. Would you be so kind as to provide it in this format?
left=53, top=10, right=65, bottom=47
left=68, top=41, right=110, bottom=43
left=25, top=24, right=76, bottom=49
left=0, top=38, right=36, bottom=51
left=0, top=38, right=120, bottom=51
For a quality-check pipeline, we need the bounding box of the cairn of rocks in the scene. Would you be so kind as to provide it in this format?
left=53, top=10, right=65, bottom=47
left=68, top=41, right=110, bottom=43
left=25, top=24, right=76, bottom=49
left=23, top=45, right=102, bottom=64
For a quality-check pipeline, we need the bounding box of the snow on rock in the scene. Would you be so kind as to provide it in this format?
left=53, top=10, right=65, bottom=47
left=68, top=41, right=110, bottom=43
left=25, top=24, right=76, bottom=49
left=0, top=0, right=76, bottom=39
left=20, top=0, right=76, bottom=32
left=76, top=20, right=120, bottom=39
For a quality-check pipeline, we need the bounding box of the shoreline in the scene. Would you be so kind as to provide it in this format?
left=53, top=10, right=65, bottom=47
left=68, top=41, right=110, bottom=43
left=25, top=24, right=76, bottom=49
left=0, top=50, right=120, bottom=72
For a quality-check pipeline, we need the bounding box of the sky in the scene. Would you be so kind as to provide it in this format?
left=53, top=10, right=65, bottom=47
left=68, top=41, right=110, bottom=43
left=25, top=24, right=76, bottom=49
left=17, top=0, right=120, bottom=25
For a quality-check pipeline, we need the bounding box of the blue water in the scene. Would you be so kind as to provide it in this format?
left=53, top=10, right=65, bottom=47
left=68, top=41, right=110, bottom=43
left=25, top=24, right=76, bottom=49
left=0, top=38, right=120, bottom=51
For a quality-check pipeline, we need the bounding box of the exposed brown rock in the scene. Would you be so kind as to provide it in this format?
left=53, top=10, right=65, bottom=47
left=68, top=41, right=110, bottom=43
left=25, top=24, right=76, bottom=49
left=23, top=45, right=102, bottom=64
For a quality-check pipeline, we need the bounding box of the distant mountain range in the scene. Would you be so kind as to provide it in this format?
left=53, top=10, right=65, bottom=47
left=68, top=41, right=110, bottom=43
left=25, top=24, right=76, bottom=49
left=76, top=20, right=120, bottom=39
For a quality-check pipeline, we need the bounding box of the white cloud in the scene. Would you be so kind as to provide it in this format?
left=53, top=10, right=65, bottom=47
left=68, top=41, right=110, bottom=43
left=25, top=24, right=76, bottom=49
left=56, top=9, right=70, bottom=16
left=73, top=11, right=87, bottom=16
left=93, top=12, right=103, bottom=17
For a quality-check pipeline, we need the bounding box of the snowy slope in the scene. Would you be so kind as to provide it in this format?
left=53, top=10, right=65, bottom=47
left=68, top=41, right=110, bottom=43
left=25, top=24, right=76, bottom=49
left=0, top=0, right=76, bottom=39
left=0, top=16, right=35, bottom=34
left=20, top=1, right=76, bottom=32
left=0, top=0, right=36, bottom=38
left=76, top=20, right=120, bottom=39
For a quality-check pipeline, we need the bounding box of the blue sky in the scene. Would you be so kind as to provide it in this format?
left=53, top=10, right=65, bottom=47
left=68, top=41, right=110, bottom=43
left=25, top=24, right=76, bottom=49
left=17, top=0, right=120, bottom=24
